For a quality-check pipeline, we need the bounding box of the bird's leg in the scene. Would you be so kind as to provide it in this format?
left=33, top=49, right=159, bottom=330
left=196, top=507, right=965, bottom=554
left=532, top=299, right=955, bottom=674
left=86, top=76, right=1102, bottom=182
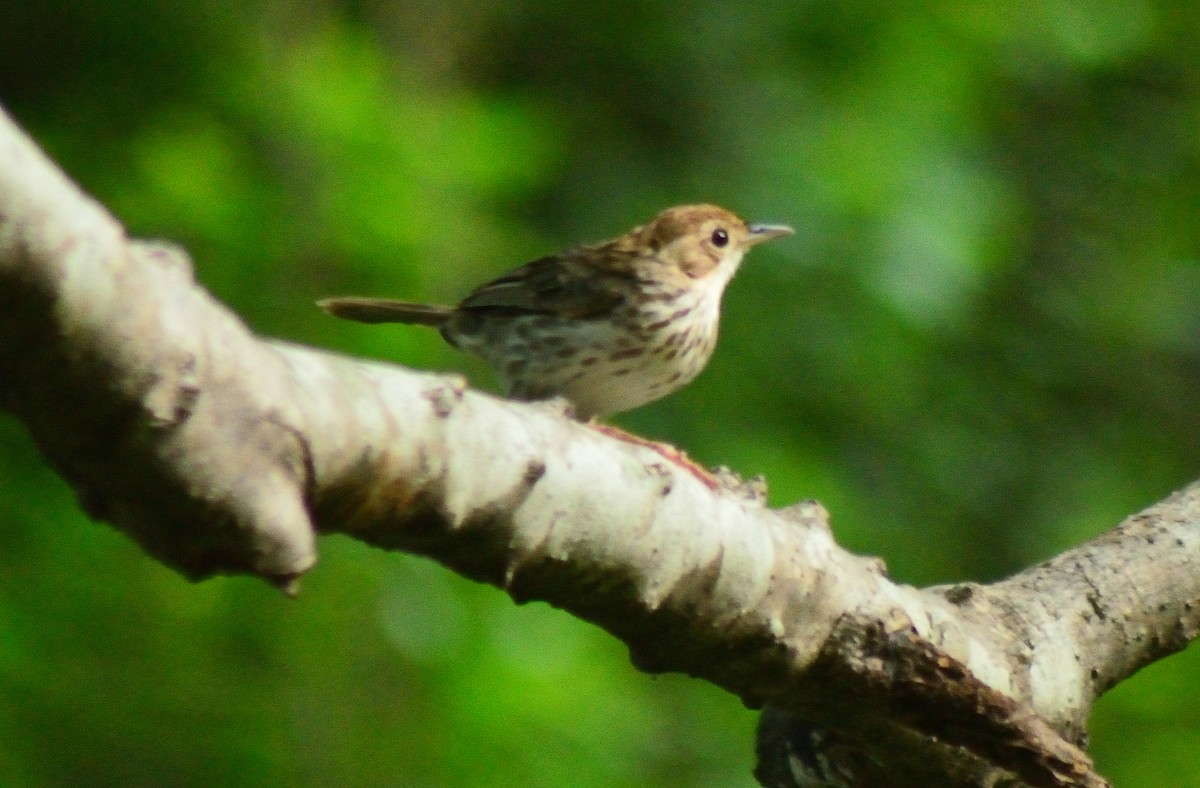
left=585, top=419, right=719, bottom=490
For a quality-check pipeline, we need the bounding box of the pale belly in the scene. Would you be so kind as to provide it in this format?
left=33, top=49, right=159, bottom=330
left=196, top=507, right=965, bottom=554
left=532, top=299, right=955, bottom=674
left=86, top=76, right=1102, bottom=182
left=456, top=304, right=719, bottom=418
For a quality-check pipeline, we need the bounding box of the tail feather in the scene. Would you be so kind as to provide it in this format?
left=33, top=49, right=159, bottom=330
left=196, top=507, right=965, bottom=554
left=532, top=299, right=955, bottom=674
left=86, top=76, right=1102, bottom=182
left=317, top=297, right=453, bottom=326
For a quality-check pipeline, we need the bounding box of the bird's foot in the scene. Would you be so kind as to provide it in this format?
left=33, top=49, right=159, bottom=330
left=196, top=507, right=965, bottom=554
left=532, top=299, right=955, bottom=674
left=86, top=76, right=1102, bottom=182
left=586, top=421, right=718, bottom=490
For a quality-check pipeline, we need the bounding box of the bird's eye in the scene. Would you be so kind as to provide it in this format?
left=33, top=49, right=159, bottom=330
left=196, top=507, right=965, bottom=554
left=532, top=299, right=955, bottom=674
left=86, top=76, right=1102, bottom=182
left=711, top=228, right=729, bottom=247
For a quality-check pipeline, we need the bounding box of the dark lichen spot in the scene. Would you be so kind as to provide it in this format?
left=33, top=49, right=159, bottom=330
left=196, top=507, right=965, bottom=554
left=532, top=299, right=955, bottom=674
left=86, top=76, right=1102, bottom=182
left=524, top=460, right=546, bottom=486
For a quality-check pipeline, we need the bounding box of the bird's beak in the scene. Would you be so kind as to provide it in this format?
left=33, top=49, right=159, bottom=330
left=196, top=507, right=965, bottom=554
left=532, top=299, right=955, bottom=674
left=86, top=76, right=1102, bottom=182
left=745, top=223, right=795, bottom=246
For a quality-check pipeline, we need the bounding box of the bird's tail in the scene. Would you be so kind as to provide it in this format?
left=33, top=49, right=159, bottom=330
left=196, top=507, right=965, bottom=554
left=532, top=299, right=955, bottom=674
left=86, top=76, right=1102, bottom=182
left=317, top=297, right=453, bottom=326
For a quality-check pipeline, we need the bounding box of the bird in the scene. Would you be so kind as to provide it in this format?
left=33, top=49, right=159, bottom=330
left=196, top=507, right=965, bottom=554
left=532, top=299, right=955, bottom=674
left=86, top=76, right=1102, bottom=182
left=318, top=204, right=792, bottom=419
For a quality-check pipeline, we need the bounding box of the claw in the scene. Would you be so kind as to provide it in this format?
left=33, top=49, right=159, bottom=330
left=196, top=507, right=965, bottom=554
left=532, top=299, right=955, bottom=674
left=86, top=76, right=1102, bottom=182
left=586, top=422, right=719, bottom=490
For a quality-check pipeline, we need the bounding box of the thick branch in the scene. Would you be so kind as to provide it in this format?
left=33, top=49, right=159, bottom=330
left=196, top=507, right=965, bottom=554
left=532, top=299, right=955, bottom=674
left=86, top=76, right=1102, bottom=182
left=3, top=104, right=1195, bottom=786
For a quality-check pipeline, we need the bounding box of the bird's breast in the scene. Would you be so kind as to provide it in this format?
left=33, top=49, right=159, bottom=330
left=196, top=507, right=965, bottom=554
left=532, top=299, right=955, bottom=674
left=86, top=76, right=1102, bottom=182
left=447, top=276, right=725, bottom=417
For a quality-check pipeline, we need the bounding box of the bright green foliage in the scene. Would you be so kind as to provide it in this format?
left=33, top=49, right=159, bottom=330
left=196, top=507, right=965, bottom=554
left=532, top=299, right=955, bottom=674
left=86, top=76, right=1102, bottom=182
left=2, top=2, right=1200, bottom=785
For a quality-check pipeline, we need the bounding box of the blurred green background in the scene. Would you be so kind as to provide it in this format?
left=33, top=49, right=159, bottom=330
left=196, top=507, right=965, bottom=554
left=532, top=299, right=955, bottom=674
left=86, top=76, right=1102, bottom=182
left=2, top=1, right=1200, bottom=785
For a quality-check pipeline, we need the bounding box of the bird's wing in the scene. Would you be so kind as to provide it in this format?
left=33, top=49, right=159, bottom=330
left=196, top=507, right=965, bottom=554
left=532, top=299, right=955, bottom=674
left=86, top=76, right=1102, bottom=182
left=457, top=253, right=631, bottom=319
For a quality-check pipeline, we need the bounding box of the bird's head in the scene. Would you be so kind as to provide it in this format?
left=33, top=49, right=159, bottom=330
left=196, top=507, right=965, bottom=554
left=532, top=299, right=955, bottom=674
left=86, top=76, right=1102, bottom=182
left=635, top=204, right=793, bottom=281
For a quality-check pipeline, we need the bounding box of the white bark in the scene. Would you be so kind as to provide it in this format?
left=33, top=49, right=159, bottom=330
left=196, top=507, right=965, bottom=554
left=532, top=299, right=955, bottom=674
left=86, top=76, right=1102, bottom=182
left=2, top=105, right=1195, bottom=787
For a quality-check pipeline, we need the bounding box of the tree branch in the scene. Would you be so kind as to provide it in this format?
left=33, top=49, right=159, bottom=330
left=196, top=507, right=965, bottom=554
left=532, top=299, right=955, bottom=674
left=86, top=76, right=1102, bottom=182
left=3, top=104, right=1194, bottom=787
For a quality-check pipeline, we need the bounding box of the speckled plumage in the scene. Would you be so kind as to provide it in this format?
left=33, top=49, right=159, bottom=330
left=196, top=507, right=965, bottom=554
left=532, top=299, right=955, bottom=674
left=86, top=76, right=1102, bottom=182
left=319, top=204, right=792, bottom=417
